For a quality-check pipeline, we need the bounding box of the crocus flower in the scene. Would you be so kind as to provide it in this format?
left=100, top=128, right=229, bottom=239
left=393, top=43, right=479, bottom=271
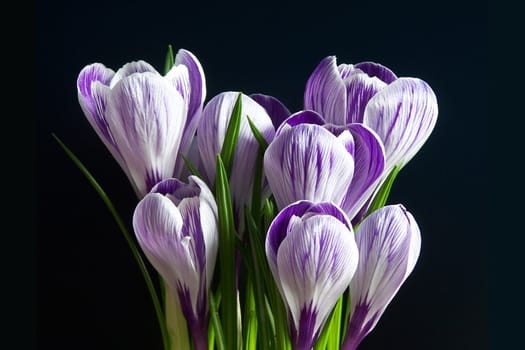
left=77, top=49, right=205, bottom=197
left=304, top=56, right=438, bottom=172
left=342, top=204, right=421, bottom=350
left=266, top=118, right=385, bottom=224
left=197, top=92, right=275, bottom=222
left=133, top=176, right=218, bottom=350
left=266, top=200, right=359, bottom=350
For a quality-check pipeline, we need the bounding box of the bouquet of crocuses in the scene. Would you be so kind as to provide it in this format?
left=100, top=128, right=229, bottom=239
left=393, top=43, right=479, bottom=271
left=64, top=45, right=437, bottom=350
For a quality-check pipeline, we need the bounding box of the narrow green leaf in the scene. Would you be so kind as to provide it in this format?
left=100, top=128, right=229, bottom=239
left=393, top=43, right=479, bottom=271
left=251, top=149, right=264, bottom=219
left=214, top=155, right=238, bottom=350
left=220, top=92, right=243, bottom=177
left=209, top=292, right=226, bottom=350
left=365, top=165, right=401, bottom=217
left=243, top=279, right=258, bottom=350
left=246, top=115, right=269, bottom=150
left=164, top=44, right=175, bottom=75
left=52, top=133, right=170, bottom=350
left=182, top=154, right=204, bottom=179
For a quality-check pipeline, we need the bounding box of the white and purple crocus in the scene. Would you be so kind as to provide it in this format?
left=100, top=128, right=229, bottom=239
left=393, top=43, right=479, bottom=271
left=266, top=201, right=359, bottom=350
left=77, top=49, right=205, bottom=198
left=133, top=176, right=218, bottom=350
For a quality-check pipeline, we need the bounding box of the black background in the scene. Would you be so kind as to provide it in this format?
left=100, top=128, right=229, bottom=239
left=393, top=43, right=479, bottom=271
left=36, top=0, right=488, bottom=349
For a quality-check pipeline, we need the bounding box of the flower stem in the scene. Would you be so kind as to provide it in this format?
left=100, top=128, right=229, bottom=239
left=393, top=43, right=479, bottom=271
left=53, top=134, right=170, bottom=350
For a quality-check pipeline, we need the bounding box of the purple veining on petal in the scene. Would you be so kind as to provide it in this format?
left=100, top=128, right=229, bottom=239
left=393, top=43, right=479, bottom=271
left=341, top=303, right=374, bottom=350
left=250, top=93, right=291, bottom=130
left=304, top=56, right=347, bottom=125
left=363, top=78, right=438, bottom=171
left=275, top=110, right=326, bottom=137
left=308, top=202, right=351, bottom=230
left=77, top=64, right=116, bottom=148
left=175, top=49, right=206, bottom=123
left=340, top=124, right=385, bottom=221
left=264, top=124, right=354, bottom=210
left=109, top=60, right=158, bottom=88
left=266, top=200, right=313, bottom=264
left=355, top=62, right=398, bottom=84
left=291, top=302, right=318, bottom=350
left=338, top=63, right=359, bottom=79
left=344, top=73, right=387, bottom=124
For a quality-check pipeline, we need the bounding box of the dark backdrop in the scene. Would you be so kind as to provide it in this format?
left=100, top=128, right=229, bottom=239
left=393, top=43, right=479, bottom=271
left=37, top=0, right=488, bottom=349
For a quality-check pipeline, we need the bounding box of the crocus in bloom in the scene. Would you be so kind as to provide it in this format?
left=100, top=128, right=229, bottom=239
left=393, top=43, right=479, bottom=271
left=77, top=49, right=205, bottom=197
left=342, top=204, right=421, bottom=350
left=198, top=92, right=275, bottom=221
left=266, top=200, right=359, bottom=350
left=269, top=111, right=385, bottom=222
left=304, top=56, right=438, bottom=172
left=133, top=176, right=218, bottom=350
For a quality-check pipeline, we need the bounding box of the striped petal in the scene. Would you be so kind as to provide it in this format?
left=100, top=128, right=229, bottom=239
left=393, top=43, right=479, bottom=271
left=133, top=176, right=218, bottom=343
left=354, top=62, right=397, bottom=84
left=343, top=205, right=421, bottom=350
left=339, top=124, right=386, bottom=221
left=275, top=110, right=325, bottom=138
left=106, top=72, right=187, bottom=197
left=304, top=56, right=347, bottom=125
left=363, top=78, right=438, bottom=172
left=109, top=60, right=159, bottom=88
left=197, top=92, right=275, bottom=215
left=344, top=73, right=387, bottom=124
left=170, top=49, right=207, bottom=177
left=264, top=124, right=354, bottom=210
left=250, top=93, right=291, bottom=130
left=77, top=64, right=119, bottom=156
left=266, top=201, right=358, bottom=350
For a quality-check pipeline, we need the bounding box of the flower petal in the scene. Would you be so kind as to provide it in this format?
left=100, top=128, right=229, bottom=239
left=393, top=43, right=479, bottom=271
left=344, top=204, right=421, bottom=349
left=275, top=110, right=325, bottom=138
left=339, top=124, right=386, bottom=221
left=264, top=124, right=354, bottom=210
left=354, top=62, right=397, bottom=84
left=344, top=73, right=387, bottom=124
left=363, top=78, right=438, bottom=172
left=304, top=56, right=347, bottom=125
left=198, top=92, right=275, bottom=214
left=77, top=63, right=117, bottom=150
left=106, top=72, right=187, bottom=197
left=250, top=93, right=291, bottom=130
left=175, top=49, right=206, bottom=122
left=109, top=60, right=159, bottom=88
left=277, top=215, right=358, bottom=348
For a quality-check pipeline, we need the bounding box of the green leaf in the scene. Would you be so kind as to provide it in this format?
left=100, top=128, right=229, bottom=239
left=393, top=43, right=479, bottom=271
left=182, top=154, right=204, bottom=179
left=209, top=292, right=226, bottom=350
left=52, top=133, right=170, bottom=350
left=365, top=165, right=401, bottom=217
left=246, top=115, right=269, bottom=150
left=164, top=44, right=175, bottom=75
left=214, top=155, right=238, bottom=350
left=220, top=92, right=243, bottom=177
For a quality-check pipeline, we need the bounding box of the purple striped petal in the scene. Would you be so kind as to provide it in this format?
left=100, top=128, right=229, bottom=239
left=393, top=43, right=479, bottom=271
left=270, top=213, right=358, bottom=350
left=275, top=110, right=326, bottom=138
left=304, top=56, right=347, bottom=125
left=266, top=200, right=352, bottom=281
left=344, top=73, right=387, bottom=124
left=363, top=78, right=438, bottom=172
left=250, top=93, right=291, bottom=130
left=198, top=92, right=275, bottom=217
left=172, top=50, right=207, bottom=177
left=106, top=72, right=187, bottom=197
left=264, top=124, right=354, bottom=210
left=109, top=60, right=159, bottom=88
left=339, top=124, right=386, bottom=221
left=133, top=176, right=218, bottom=344
left=77, top=64, right=119, bottom=154
left=354, top=62, right=398, bottom=84
left=342, top=205, right=421, bottom=350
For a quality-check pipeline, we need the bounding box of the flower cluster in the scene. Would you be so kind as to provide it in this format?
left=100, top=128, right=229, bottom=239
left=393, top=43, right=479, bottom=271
left=77, top=47, right=437, bottom=350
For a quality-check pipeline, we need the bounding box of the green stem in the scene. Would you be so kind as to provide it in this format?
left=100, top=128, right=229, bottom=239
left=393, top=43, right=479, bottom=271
left=52, top=134, right=170, bottom=350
